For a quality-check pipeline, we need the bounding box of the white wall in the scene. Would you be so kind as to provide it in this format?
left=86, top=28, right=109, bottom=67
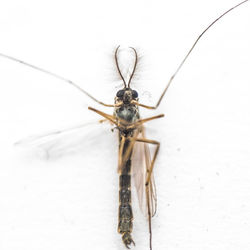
left=0, top=1, right=250, bottom=250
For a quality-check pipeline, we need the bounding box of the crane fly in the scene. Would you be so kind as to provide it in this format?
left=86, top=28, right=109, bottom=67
left=0, top=0, right=249, bottom=249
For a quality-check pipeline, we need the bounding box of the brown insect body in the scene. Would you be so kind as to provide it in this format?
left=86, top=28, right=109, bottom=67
left=118, top=135, right=134, bottom=247
left=0, top=1, right=248, bottom=249
left=111, top=47, right=160, bottom=248
left=115, top=88, right=140, bottom=247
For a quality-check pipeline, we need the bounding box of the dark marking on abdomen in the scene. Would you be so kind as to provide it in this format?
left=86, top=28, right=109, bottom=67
left=118, top=135, right=135, bottom=247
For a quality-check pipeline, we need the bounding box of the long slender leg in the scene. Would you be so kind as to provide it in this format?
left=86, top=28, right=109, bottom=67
left=89, top=107, right=164, bottom=133
left=135, top=137, right=160, bottom=186
left=118, top=135, right=136, bottom=248
left=127, top=114, right=164, bottom=130
left=146, top=185, right=153, bottom=250
left=118, top=130, right=140, bottom=170
left=121, top=113, right=163, bottom=166
left=118, top=135, right=126, bottom=172
left=130, top=0, right=249, bottom=111
left=131, top=100, right=157, bottom=110
left=133, top=136, right=160, bottom=250
left=142, top=128, right=157, bottom=217
left=0, top=53, right=120, bottom=108
left=123, top=136, right=160, bottom=182
left=88, top=107, right=118, bottom=126
left=118, top=131, right=159, bottom=250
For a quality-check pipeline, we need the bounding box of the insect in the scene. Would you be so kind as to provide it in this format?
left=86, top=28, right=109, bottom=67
left=0, top=0, right=249, bottom=249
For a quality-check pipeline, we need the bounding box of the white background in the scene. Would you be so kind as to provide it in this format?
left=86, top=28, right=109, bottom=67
left=0, top=0, right=250, bottom=250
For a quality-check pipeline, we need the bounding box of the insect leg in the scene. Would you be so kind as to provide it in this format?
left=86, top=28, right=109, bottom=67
left=145, top=183, right=153, bottom=250
left=121, top=113, right=163, bottom=172
left=132, top=0, right=249, bottom=110
left=88, top=107, right=118, bottom=126
left=134, top=137, right=160, bottom=250
left=118, top=135, right=136, bottom=248
left=118, top=135, right=126, bottom=172
left=135, top=138, right=160, bottom=187
left=0, top=52, right=117, bottom=107
left=127, top=114, right=164, bottom=130
left=122, top=135, right=159, bottom=250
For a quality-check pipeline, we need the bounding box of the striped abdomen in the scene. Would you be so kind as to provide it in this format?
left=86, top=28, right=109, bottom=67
left=118, top=137, right=135, bottom=248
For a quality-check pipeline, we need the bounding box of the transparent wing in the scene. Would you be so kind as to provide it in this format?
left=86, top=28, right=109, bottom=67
left=15, top=119, right=113, bottom=160
left=131, top=127, right=157, bottom=217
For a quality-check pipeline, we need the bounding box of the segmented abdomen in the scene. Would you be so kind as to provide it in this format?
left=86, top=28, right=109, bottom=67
left=119, top=173, right=132, bottom=233
left=118, top=137, right=135, bottom=247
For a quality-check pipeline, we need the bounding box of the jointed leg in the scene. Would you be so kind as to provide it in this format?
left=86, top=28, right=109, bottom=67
left=118, top=135, right=126, bottom=173
left=146, top=185, right=153, bottom=250
left=117, top=130, right=159, bottom=250
left=134, top=136, right=160, bottom=250
left=127, top=114, right=164, bottom=130
left=135, top=137, right=160, bottom=186
left=121, top=128, right=160, bottom=182
left=88, top=106, right=118, bottom=126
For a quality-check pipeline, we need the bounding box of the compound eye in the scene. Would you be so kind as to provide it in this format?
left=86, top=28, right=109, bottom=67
left=132, top=90, right=138, bottom=99
left=116, top=89, right=125, bottom=98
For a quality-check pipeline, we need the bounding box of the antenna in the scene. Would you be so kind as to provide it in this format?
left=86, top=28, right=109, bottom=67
left=0, top=0, right=248, bottom=107
left=115, top=46, right=127, bottom=88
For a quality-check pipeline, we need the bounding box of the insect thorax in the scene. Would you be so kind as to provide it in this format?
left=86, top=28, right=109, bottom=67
left=114, top=87, right=140, bottom=124
left=115, top=104, right=139, bottom=123
left=114, top=102, right=140, bottom=137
